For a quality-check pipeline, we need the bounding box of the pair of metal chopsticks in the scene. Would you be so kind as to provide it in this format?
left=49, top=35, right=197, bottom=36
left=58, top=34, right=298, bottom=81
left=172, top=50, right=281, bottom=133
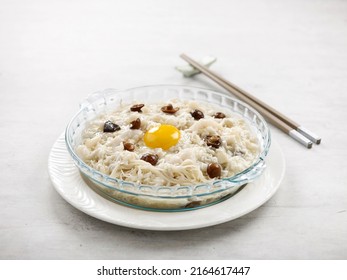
left=180, top=53, right=321, bottom=149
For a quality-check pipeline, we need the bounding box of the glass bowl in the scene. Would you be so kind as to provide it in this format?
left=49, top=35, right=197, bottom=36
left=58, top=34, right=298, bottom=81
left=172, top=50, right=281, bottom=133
left=65, top=85, right=271, bottom=212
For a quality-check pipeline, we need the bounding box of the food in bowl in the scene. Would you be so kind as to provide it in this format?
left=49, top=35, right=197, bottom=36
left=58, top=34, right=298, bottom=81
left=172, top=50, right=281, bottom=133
left=76, top=100, right=260, bottom=187
left=65, top=86, right=270, bottom=211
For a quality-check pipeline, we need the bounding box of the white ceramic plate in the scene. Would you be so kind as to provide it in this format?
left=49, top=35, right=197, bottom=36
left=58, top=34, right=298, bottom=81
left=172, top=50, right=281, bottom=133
left=48, top=134, right=285, bottom=231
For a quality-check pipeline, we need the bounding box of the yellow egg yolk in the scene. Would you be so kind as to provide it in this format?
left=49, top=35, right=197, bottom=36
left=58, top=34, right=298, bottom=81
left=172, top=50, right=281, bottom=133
left=144, top=124, right=180, bottom=150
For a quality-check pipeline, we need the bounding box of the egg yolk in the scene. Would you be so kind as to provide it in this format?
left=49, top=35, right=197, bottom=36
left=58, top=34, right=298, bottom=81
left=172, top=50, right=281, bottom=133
left=144, top=124, right=180, bottom=150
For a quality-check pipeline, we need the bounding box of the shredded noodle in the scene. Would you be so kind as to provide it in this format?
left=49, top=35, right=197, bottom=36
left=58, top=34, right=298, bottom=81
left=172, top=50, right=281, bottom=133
left=76, top=100, right=260, bottom=186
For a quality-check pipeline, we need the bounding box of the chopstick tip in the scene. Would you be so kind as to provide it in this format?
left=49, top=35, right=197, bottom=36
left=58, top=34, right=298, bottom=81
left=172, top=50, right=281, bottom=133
left=289, top=129, right=313, bottom=149
left=297, top=126, right=321, bottom=145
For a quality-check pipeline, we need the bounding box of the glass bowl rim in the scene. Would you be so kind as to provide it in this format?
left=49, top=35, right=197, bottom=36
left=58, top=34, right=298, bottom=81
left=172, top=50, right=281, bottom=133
left=65, top=84, right=271, bottom=198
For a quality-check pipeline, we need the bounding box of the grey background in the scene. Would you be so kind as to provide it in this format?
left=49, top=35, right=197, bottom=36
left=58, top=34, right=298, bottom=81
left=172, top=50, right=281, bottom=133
left=1, top=0, right=346, bottom=259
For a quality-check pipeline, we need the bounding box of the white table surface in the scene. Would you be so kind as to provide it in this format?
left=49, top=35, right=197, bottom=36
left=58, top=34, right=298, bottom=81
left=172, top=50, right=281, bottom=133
left=1, top=0, right=346, bottom=260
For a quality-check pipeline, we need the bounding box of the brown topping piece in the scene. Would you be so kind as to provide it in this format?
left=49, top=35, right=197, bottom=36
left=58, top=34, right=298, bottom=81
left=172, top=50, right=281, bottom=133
left=103, top=121, right=121, bottom=132
left=123, top=142, right=135, bottom=152
left=206, top=135, right=222, bottom=148
left=141, top=153, right=159, bottom=166
left=130, top=118, right=141, bottom=129
left=161, top=104, right=179, bottom=114
left=213, top=112, right=226, bottom=119
left=130, top=104, right=144, bottom=112
left=207, top=163, right=222, bottom=178
left=190, top=109, right=204, bottom=120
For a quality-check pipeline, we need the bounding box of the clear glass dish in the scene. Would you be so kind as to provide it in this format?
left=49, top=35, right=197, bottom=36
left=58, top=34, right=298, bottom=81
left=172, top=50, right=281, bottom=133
left=65, top=85, right=271, bottom=212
